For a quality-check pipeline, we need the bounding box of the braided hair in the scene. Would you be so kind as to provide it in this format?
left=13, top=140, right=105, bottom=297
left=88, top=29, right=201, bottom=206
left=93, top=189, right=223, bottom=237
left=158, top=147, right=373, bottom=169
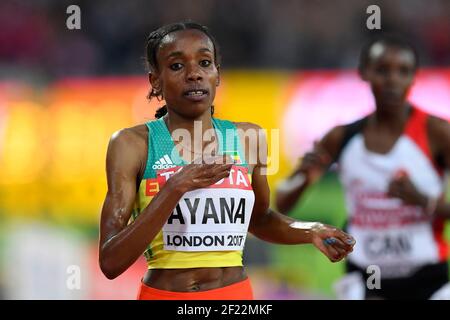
left=145, top=21, right=221, bottom=118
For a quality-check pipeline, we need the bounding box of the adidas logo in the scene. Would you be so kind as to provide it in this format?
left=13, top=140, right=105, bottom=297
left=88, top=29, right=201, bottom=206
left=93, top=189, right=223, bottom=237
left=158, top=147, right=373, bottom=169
left=152, top=154, right=176, bottom=170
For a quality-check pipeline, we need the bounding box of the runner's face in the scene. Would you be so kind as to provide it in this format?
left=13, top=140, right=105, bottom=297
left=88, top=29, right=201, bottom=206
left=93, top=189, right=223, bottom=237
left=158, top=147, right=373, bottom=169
left=153, top=29, right=219, bottom=119
left=362, top=43, right=416, bottom=109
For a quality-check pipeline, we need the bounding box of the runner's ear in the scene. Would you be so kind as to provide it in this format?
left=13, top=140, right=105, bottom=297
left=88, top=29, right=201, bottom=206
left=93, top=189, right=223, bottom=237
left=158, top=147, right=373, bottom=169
left=216, top=64, right=220, bottom=87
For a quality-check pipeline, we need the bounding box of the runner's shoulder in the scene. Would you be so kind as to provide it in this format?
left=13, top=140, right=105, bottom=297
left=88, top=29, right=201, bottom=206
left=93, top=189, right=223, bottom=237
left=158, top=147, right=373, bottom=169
left=233, top=121, right=263, bottom=131
left=321, top=125, right=347, bottom=159
left=233, top=121, right=266, bottom=146
left=323, top=125, right=346, bottom=144
left=427, top=115, right=450, bottom=153
left=428, top=114, right=450, bottom=137
left=109, top=124, right=148, bottom=156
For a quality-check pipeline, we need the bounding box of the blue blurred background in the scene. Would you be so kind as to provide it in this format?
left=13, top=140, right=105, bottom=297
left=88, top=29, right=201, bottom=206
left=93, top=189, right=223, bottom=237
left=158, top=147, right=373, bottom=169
left=1, top=0, right=450, bottom=299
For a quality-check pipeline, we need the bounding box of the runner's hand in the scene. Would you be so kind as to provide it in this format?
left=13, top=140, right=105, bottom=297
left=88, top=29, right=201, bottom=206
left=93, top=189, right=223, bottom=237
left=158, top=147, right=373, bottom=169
left=296, top=141, right=332, bottom=183
left=387, top=171, right=427, bottom=207
left=171, top=155, right=234, bottom=192
left=310, top=223, right=356, bottom=263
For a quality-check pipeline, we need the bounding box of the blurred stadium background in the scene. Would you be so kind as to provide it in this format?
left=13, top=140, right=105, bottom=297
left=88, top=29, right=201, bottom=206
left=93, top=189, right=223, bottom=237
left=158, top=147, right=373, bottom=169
left=1, top=0, right=450, bottom=299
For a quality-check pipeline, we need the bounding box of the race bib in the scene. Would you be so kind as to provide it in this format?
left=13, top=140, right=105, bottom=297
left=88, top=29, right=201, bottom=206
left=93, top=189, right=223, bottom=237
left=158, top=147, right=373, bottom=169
left=348, top=192, right=441, bottom=277
left=349, top=224, right=440, bottom=277
left=157, top=165, right=255, bottom=251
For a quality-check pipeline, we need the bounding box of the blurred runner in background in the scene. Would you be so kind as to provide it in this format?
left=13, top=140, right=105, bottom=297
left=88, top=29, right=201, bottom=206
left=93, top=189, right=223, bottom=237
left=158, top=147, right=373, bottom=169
left=276, top=35, right=450, bottom=300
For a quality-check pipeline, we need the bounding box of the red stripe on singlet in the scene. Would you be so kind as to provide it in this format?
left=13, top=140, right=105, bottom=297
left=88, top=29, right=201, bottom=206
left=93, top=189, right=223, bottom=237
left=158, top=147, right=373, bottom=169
left=404, top=107, right=444, bottom=176
left=432, top=217, right=449, bottom=261
left=405, top=108, right=448, bottom=261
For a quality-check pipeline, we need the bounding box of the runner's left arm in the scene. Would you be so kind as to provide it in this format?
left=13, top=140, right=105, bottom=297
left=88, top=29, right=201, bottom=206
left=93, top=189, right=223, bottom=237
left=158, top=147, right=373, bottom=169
left=246, top=123, right=355, bottom=262
left=424, top=116, right=450, bottom=219
left=388, top=116, right=450, bottom=219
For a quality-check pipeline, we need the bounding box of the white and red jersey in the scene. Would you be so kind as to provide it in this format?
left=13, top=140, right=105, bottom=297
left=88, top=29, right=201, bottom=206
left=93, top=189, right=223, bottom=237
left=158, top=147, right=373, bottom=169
left=338, top=107, right=448, bottom=278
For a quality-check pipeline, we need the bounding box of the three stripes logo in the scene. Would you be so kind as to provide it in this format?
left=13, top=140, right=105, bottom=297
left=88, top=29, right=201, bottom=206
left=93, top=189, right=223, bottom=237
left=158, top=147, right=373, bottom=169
left=152, top=154, right=176, bottom=170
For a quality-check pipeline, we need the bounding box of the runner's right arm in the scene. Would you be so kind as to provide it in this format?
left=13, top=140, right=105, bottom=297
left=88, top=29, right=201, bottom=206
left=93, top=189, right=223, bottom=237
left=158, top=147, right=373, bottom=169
left=99, top=129, right=232, bottom=279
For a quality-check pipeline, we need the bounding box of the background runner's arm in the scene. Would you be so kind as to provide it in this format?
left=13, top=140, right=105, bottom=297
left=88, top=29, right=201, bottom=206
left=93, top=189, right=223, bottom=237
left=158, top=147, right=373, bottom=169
left=275, top=126, right=345, bottom=214
left=406, top=116, right=450, bottom=219
left=430, top=117, right=450, bottom=219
